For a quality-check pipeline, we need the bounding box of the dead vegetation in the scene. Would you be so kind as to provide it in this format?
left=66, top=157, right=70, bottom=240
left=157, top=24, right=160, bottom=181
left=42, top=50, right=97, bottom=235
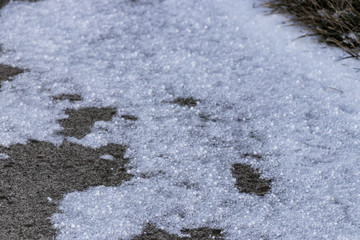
left=262, top=0, right=360, bottom=58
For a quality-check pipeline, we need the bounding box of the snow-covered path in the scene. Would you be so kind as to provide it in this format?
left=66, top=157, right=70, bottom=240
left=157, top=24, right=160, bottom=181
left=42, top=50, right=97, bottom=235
left=1, top=0, right=360, bottom=239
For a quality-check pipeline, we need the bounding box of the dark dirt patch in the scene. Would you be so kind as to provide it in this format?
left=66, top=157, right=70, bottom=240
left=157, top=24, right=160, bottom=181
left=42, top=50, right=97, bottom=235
left=58, top=107, right=117, bottom=139
left=171, top=97, right=199, bottom=107
left=0, top=0, right=9, bottom=9
left=199, top=113, right=217, bottom=122
left=0, top=139, right=132, bottom=239
left=241, top=153, right=263, bottom=160
left=236, top=117, right=250, bottom=123
left=0, top=0, right=40, bottom=9
left=248, top=131, right=262, bottom=141
left=0, top=64, right=24, bottom=88
left=132, top=224, right=182, bottom=240
left=181, top=227, right=224, bottom=239
left=231, top=163, right=271, bottom=196
left=52, top=94, right=83, bottom=102
left=132, top=223, right=224, bottom=240
left=121, top=114, right=138, bottom=121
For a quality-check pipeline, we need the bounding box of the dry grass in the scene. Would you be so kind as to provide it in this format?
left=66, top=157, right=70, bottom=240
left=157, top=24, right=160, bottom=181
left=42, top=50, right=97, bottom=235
left=262, top=0, right=360, bottom=58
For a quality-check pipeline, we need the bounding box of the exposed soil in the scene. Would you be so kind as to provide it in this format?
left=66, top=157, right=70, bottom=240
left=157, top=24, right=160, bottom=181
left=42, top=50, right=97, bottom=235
left=232, top=163, right=271, bottom=196
left=171, top=97, right=199, bottom=107
left=0, top=139, right=132, bottom=239
left=0, top=0, right=40, bottom=9
left=0, top=0, right=9, bottom=9
left=132, top=223, right=224, bottom=240
left=181, top=227, right=224, bottom=240
left=58, top=107, right=117, bottom=139
left=121, top=114, right=138, bottom=121
left=199, top=113, right=217, bottom=122
left=0, top=64, right=24, bottom=88
left=52, top=94, right=82, bottom=102
left=241, top=153, right=263, bottom=160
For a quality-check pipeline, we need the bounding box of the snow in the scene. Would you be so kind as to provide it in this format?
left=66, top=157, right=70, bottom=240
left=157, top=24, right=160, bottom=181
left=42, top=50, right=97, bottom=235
left=100, top=154, right=114, bottom=161
left=1, top=0, right=360, bottom=239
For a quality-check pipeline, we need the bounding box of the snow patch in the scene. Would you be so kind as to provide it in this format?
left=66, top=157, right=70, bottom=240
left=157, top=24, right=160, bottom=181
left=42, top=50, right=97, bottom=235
left=100, top=154, right=114, bottom=161
left=0, top=0, right=360, bottom=239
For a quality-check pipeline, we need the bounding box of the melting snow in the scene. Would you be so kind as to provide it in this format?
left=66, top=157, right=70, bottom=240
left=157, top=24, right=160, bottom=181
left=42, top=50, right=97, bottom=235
left=1, top=0, right=360, bottom=239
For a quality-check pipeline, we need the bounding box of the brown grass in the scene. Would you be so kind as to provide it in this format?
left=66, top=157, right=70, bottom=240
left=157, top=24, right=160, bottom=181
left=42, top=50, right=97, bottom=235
left=262, top=0, right=360, bottom=58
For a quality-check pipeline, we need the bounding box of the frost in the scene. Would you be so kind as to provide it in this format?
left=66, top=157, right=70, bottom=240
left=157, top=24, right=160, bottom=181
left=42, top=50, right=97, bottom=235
left=1, top=0, right=360, bottom=239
